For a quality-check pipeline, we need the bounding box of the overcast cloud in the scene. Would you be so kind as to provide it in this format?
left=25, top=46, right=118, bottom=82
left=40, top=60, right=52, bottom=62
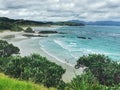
left=0, top=0, right=120, bottom=21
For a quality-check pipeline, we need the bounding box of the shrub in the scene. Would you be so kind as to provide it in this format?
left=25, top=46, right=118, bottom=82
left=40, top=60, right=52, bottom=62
left=11, top=24, right=23, bottom=31
left=75, top=54, right=120, bottom=86
left=24, top=27, right=34, bottom=33
left=66, top=70, right=120, bottom=90
left=0, top=22, right=23, bottom=31
left=3, top=54, right=66, bottom=88
left=0, top=40, right=20, bottom=57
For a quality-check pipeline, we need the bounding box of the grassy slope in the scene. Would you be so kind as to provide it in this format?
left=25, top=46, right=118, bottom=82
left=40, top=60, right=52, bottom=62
left=0, top=73, right=57, bottom=90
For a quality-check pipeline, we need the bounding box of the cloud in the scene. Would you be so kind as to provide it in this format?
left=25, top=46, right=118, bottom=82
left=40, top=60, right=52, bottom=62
left=0, top=0, right=120, bottom=21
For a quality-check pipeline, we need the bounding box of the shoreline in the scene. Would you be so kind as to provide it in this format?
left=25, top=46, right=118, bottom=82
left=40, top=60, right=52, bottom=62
left=0, top=31, right=84, bottom=82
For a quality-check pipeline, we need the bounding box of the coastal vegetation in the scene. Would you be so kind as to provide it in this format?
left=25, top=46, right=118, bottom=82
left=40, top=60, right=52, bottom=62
left=75, top=54, right=120, bottom=86
left=71, top=54, right=120, bottom=90
left=66, top=70, right=120, bottom=90
left=0, top=73, right=56, bottom=90
left=24, top=27, right=35, bottom=33
left=0, top=17, right=85, bottom=31
left=0, top=40, right=19, bottom=57
left=0, top=22, right=23, bottom=31
left=2, top=54, right=66, bottom=88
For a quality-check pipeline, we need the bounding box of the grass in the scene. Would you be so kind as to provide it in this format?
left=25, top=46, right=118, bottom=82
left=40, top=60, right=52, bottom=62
left=0, top=73, right=57, bottom=90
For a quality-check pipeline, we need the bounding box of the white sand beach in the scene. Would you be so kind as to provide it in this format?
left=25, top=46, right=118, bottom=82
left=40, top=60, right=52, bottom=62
left=0, top=30, right=23, bottom=37
left=0, top=31, right=84, bottom=82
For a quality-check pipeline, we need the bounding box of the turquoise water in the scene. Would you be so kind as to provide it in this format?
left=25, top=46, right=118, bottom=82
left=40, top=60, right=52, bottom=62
left=32, top=25, right=120, bottom=65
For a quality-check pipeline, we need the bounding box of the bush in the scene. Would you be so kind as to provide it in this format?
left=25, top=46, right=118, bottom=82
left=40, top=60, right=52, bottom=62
left=75, top=54, right=120, bottom=86
left=3, top=54, right=66, bottom=88
left=0, top=22, right=23, bottom=31
left=24, top=27, right=34, bottom=33
left=66, top=70, right=120, bottom=90
left=0, top=40, right=20, bottom=57
left=11, top=24, right=23, bottom=31
left=0, top=22, right=12, bottom=30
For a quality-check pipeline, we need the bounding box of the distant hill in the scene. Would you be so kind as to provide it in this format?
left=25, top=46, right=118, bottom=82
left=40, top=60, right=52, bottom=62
left=68, top=20, right=86, bottom=24
left=1, top=17, right=120, bottom=26
left=69, top=20, right=120, bottom=26
left=0, top=17, right=49, bottom=26
left=87, top=21, right=120, bottom=26
left=0, top=17, right=85, bottom=26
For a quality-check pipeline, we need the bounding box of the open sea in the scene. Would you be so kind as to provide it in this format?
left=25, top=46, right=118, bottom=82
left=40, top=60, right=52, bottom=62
left=22, top=25, right=120, bottom=65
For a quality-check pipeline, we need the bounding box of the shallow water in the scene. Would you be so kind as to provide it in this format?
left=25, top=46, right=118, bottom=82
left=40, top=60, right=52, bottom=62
left=28, top=25, right=120, bottom=65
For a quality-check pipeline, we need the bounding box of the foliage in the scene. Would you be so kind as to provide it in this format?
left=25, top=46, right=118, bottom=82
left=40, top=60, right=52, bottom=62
left=0, top=22, right=13, bottom=30
left=0, top=22, right=23, bottom=31
left=0, top=73, right=57, bottom=90
left=0, top=17, right=85, bottom=27
left=11, top=24, right=23, bottom=31
left=24, top=27, right=34, bottom=33
left=1, top=54, right=66, bottom=88
left=75, top=54, right=120, bottom=86
left=0, top=57, right=11, bottom=72
left=0, top=40, right=20, bottom=57
left=66, top=70, right=120, bottom=90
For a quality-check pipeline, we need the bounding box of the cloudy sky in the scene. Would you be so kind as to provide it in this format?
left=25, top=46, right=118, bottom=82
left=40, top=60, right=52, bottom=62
left=0, top=0, right=120, bottom=21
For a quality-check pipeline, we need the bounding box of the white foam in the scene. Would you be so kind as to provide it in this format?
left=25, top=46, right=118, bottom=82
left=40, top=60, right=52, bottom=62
left=40, top=47, right=74, bottom=67
left=54, top=39, right=70, bottom=51
left=54, top=39, right=80, bottom=52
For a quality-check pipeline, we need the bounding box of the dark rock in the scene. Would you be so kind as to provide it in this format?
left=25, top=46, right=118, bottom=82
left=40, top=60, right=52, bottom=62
left=77, top=36, right=87, bottom=39
left=77, top=36, right=92, bottom=40
left=22, top=34, right=48, bottom=37
left=39, top=31, right=58, bottom=34
left=88, top=37, right=92, bottom=39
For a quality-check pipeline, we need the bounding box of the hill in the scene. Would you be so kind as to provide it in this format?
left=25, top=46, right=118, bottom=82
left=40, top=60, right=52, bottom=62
left=0, top=17, right=85, bottom=27
left=69, top=20, right=120, bottom=26
left=87, top=21, right=120, bottom=26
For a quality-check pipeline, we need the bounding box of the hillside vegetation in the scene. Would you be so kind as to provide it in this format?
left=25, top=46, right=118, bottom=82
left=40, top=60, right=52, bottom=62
left=0, top=17, right=84, bottom=31
left=0, top=73, right=56, bottom=90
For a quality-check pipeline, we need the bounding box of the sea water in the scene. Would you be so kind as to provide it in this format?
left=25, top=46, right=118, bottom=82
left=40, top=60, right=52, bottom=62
left=31, top=25, right=120, bottom=65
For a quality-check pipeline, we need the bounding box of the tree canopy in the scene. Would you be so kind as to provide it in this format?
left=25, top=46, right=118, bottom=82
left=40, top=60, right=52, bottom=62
left=0, top=54, right=66, bottom=88
left=75, top=54, right=120, bottom=86
left=0, top=40, right=20, bottom=57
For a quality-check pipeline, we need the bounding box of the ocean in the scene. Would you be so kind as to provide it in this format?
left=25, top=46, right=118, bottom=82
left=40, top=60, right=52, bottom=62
left=26, top=25, right=120, bottom=65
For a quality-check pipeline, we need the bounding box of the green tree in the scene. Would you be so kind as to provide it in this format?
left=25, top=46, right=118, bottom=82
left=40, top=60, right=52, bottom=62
left=0, top=40, right=20, bottom=57
left=4, top=54, right=66, bottom=88
left=75, top=54, right=120, bottom=86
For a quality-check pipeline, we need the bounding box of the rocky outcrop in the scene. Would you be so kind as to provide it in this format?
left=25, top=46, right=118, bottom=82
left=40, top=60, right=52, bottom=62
left=39, top=31, right=58, bottom=34
left=77, top=36, right=92, bottom=40
left=23, top=34, right=48, bottom=37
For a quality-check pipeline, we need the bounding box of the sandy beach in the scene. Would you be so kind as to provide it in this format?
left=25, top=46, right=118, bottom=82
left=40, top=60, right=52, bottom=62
left=0, top=31, right=84, bottom=82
